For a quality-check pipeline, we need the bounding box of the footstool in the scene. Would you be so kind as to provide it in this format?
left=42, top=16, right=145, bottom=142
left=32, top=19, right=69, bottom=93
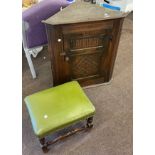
left=24, top=81, right=95, bottom=152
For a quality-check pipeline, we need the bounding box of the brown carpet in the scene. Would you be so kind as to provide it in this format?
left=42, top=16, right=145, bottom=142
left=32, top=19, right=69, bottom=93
left=22, top=13, right=133, bottom=155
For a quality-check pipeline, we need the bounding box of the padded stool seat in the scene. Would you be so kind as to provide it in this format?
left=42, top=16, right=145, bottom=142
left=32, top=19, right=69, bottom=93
left=25, top=81, right=95, bottom=152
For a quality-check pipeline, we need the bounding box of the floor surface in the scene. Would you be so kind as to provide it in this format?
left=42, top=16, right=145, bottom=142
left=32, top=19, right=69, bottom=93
left=22, top=13, right=133, bottom=155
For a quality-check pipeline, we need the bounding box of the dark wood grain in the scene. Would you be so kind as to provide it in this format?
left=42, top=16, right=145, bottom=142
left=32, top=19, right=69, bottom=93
left=38, top=117, right=94, bottom=153
left=46, top=18, right=124, bottom=86
left=39, top=138, right=48, bottom=153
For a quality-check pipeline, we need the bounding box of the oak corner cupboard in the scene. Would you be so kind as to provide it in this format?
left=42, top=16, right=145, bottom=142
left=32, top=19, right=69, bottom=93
left=43, top=2, right=128, bottom=86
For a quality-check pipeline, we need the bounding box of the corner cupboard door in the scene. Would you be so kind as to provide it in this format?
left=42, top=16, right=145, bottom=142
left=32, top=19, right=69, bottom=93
left=61, top=23, right=113, bottom=85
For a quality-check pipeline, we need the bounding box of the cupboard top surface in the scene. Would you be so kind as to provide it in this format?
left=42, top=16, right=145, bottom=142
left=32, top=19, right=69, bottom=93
left=43, top=2, right=128, bottom=25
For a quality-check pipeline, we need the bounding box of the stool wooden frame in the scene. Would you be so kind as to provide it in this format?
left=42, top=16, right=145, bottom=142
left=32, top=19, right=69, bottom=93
left=39, top=116, right=93, bottom=153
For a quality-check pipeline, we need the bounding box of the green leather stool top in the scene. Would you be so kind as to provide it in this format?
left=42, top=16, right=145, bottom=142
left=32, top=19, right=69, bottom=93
left=25, top=81, right=95, bottom=139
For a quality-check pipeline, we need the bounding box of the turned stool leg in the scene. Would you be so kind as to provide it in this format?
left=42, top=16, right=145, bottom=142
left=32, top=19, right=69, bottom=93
left=86, top=116, right=93, bottom=128
left=39, top=137, right=48, bottom=153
